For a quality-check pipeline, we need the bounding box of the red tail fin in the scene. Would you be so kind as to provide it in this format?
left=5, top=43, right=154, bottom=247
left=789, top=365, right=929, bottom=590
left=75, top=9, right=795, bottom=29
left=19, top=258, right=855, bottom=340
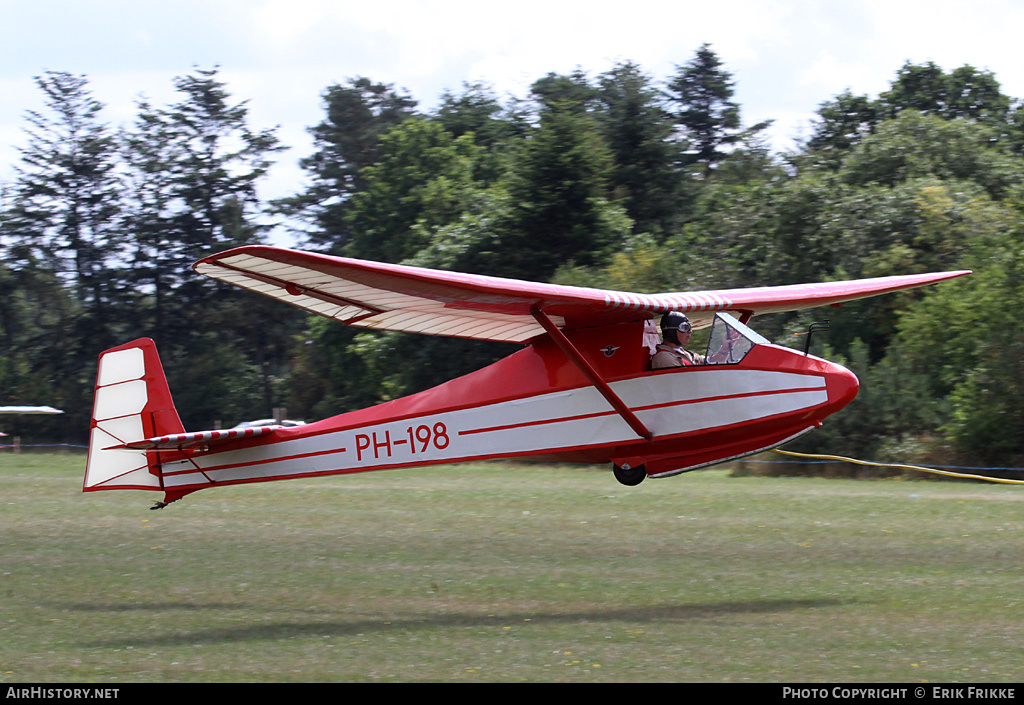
left=84, top=339, right=185, bottom=495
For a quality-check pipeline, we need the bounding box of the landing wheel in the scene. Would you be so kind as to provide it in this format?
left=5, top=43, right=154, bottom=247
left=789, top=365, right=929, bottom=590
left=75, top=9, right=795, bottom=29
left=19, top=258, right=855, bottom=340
left=613, top=463, right=647, bottom=486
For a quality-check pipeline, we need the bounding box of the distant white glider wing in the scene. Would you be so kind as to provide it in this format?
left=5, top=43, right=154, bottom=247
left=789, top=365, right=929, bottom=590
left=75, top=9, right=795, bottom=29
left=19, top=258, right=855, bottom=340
left=0, top=406, right=63, bottom=414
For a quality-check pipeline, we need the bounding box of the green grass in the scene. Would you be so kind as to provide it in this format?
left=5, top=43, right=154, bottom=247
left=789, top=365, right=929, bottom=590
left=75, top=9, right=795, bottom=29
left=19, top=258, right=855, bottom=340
left=2, top=451, right=1023, bottom=683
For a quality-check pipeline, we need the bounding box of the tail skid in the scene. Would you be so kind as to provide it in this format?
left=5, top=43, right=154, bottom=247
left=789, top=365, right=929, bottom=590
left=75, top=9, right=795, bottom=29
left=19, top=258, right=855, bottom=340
left=84, top=338, right=192, bottom=504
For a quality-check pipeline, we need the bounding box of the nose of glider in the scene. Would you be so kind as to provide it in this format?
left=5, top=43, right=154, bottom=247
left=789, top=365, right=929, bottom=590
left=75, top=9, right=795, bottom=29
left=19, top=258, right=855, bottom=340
left=824, top=360, right=860, bottom=414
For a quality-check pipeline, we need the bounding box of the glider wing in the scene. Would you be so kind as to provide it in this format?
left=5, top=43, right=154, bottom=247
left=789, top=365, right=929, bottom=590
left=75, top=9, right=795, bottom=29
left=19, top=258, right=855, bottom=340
left=194, top=246, right=970, bottom=343
left=0, top=406, right=63, bottom=414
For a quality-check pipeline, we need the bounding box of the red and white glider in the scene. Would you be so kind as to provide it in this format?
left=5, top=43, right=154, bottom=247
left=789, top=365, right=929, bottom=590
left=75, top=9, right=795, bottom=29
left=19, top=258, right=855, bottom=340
left=83, top=246, right=969, bottom=506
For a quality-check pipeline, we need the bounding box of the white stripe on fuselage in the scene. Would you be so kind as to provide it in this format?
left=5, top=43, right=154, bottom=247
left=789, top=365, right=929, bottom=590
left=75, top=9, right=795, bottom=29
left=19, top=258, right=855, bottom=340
left=160, top=369, right=827, bottom=489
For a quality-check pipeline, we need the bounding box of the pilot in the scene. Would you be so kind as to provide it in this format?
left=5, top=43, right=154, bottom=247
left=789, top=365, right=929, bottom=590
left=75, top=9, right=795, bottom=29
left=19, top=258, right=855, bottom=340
left=650, top=312, right=707, bottom=368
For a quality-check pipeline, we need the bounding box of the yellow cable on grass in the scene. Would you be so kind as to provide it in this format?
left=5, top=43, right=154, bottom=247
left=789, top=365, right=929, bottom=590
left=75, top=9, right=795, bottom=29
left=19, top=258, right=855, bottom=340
left=771, top=449, right=1024, bottom=485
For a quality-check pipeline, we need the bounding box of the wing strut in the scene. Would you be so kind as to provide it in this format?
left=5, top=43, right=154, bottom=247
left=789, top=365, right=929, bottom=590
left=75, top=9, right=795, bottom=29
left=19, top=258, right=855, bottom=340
left=531, top=306, right=653, bottom=442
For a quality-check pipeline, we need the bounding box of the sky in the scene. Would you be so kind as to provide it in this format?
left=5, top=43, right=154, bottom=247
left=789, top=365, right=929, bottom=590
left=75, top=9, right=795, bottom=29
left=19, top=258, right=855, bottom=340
left=3, top=0, right=1024, bottom=238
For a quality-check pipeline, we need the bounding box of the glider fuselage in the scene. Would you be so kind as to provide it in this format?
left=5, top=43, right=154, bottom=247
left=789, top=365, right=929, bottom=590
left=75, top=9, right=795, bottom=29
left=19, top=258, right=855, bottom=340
left=86, top=316, right=857, bottom=503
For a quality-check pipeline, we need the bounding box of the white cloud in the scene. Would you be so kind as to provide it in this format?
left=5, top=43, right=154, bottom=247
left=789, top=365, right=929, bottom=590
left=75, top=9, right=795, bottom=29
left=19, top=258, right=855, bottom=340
left=798, top=51, right=890, bottom=98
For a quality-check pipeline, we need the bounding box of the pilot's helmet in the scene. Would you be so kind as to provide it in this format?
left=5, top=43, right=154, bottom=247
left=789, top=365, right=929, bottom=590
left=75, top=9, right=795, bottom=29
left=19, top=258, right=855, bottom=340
left=661, top=311, right=692, bottom=335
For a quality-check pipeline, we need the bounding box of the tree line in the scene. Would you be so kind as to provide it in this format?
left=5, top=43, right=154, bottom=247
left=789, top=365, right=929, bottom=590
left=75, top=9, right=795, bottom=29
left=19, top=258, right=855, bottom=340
left=2, top=46, right=1023, bottom=468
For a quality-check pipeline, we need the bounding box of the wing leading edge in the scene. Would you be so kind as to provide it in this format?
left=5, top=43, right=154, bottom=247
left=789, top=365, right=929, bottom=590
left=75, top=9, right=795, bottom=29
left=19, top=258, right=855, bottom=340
left=194, top=246, right=970, bottom=343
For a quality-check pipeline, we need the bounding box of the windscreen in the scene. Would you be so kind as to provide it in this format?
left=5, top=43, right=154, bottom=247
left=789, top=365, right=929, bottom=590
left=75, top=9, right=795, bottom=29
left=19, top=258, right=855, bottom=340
left=704, top=312, right=769, bottom=364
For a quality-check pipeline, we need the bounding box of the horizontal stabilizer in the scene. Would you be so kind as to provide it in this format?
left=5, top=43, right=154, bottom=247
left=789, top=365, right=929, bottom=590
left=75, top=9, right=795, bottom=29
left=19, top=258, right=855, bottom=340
left=108, top=425, right=279, bottom=452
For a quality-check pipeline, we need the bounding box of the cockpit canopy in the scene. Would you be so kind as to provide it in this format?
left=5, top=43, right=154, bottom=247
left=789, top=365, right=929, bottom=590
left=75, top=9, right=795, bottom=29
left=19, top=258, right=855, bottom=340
left=704, top=312, right=769, bottom=365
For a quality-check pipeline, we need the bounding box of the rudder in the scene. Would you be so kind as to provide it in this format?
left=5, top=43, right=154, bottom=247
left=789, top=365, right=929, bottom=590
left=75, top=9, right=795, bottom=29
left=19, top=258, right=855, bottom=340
left=84, top=338, right=185, bottom=495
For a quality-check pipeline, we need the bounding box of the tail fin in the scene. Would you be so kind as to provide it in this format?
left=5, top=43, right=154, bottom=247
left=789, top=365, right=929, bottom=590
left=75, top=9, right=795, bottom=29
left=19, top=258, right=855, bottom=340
left=84, top=338, right=186, bottom=497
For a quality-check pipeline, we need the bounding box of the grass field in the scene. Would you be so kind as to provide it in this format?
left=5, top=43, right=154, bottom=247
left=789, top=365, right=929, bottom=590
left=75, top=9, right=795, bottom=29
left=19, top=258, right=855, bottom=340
left=2, top=451, right=1023, bottom=683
